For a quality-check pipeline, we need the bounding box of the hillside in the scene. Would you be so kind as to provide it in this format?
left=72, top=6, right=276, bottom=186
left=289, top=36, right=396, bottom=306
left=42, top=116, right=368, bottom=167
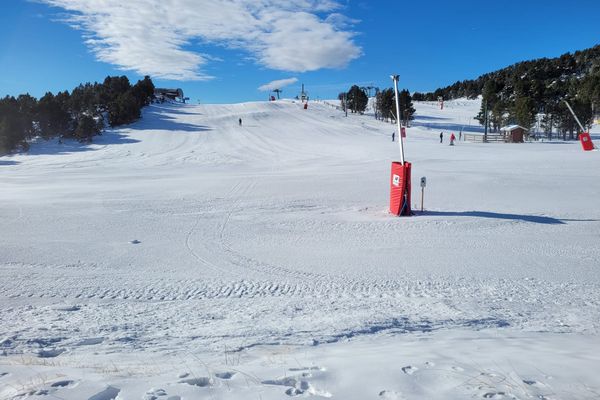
left=1, top=99, right=600, bottom=399
left=419, top=45, right=600, bottom=101
left=416, top=45, right=600, bottom=135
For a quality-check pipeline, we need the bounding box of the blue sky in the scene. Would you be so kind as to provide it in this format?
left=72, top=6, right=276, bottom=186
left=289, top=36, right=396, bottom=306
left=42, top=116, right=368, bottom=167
left=1, top=0, right=600, bottom=103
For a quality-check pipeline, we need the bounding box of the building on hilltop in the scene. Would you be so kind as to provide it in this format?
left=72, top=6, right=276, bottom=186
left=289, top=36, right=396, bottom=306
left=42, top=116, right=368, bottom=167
left=154, top=88, right=186, bottom=103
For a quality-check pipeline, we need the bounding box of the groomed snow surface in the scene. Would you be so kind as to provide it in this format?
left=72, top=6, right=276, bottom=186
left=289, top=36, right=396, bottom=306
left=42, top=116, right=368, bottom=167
left=1, top=98, right=599, bottom=399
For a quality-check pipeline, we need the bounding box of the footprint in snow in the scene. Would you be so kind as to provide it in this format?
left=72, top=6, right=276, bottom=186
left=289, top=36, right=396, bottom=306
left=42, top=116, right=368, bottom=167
left=144, top=388, right=167, bottom=400
left=88, top=386, right=120, bottom=400
left=179, top=377, right=212, bottom=387
left=482, top=392, right=507, bottom=398
left=215, top=371, right=236, bottom=379
left=379, top=390, right=406, bottom=400
left=77, top=337, right=104, bottom=346
left=37, top=348, right=65, bottom=358
left=262, top=375, right=331, bottom=397
left=51, top=380, right=76, bottom=388
left=401, top=365, right=418, bottom=375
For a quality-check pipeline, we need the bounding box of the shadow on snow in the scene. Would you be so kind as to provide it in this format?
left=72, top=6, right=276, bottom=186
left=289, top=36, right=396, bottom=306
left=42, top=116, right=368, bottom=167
left=0, top=159, right=20, bottom=166
left=135, top=108, right=212, bottom=132
left=411, top=120, right=485, bottom=134
left=419, top=210, right=598, bottom=225
left=413, top=115, right=452, bottom=121
left=23, top=132, right=140, bottom=157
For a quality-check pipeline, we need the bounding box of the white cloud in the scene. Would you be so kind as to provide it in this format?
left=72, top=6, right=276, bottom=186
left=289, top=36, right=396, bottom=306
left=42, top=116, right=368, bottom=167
left=258, top=78, right=298, bottom=92
left=39, top=0, right=362, bottom=81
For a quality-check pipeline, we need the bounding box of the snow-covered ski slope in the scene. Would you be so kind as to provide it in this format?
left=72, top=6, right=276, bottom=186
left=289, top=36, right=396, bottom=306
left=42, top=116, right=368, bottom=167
left=1, top=98, right=600, bottom=399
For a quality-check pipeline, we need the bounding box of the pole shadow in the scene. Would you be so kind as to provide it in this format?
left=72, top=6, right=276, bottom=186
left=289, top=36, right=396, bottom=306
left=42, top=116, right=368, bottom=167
left=0, top=160, right=20, bottom=166
left=419, top=210, right=586, bottom=225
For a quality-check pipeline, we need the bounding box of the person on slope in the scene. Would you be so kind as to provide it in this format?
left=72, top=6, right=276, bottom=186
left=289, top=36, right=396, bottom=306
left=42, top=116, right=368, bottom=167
left=450, top=133, right=456, bottom=146
left=392, top=131, right=395, bottom=142
left=239, top=118, right=242, bottom=126
left=440, top=132, right=443, bottom=143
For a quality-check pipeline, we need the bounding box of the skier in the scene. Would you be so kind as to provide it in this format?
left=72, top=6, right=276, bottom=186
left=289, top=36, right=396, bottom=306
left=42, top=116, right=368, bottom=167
left=440, top=132, right=443, bottom=143
left=450, top=133, right=456, bottom=146
left=392, top=131, right=395, bottom=142
left=238, top=118, right=242, bottom=126
left=459, top=130, right=462, bottom=141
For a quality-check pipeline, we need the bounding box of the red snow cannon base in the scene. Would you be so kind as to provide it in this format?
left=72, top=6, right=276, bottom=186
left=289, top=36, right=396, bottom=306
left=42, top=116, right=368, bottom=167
left=390, top=161, right=412, bottom=216
left=580, top=132, right=595, bottom=151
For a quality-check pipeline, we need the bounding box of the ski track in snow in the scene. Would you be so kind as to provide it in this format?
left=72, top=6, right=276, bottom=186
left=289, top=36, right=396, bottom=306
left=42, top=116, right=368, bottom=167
left=1, top=99, right=600, bottom=399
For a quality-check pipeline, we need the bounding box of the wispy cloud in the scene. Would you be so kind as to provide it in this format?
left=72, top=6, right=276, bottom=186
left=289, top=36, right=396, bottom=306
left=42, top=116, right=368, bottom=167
left=258, top=77, right=298, bottom=92
left=39, top=0, right=362, bottom=81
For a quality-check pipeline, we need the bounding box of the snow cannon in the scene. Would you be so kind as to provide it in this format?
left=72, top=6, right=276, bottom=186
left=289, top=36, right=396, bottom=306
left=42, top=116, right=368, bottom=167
left=389, top=74, right=412, bottom=217
left=390, top=161, right=412, bottom=216
left=564, top=101, right=597, bottom=151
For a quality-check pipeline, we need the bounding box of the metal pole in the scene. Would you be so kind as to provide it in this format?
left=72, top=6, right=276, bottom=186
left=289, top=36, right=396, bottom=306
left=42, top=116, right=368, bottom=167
left=421, top=187, right=424, bottom=212
left=484, top=99, right=488, bottom=143
left=564, top=100, right=586, bottom=133
left=391, top=75, right=405, bottom=165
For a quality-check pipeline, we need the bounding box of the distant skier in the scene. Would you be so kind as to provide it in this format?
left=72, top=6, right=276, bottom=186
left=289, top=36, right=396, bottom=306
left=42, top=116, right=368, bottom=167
left=450, top=133, right=456, bottom=146
left=459, top=131, right=462, bottom=141
left=440, top=132, right=443, bottom=143
left=238, top=118, right=242, bottom=126
left=392, top=131, right=395, bottom=142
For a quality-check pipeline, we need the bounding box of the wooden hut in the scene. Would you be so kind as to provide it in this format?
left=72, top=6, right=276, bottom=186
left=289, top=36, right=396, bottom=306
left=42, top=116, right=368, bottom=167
left=501, top=125, right=528, bottom=143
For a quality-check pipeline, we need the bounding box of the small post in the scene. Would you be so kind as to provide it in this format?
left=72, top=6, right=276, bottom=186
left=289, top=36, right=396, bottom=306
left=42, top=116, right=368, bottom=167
left=391, top=75, right=405, bottom=165
left=420, top=177, right=426, bottom=212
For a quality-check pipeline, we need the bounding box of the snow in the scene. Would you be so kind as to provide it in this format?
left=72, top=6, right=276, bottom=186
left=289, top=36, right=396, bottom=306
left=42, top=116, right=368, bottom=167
left=500, top=124, right=528, bottom=131
left=1, top=98, right=600, bottom=399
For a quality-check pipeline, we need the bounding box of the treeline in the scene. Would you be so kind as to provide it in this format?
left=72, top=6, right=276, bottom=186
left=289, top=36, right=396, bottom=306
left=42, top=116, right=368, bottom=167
left=375, top=88, right=415, bottom=125
left=0, top=75, right=155, bottom=154
left=413, top=45, right=600, bottom=138
left=338, top=85, right=416, bottom=125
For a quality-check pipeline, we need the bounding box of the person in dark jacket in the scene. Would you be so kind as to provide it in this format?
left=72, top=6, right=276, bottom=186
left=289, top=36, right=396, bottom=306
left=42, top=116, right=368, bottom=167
left=392, top=131, right=395, bottom=142
left=440, top=132, right=443, bottom=143
left=239, top=118, right=242, bottom=126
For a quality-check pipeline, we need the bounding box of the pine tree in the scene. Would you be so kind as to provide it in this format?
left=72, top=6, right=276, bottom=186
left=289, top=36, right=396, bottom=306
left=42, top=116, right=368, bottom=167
left=346, top=85, right=368, bottom=114
left=513, top=97, right=536, bottom=131
left=398, top=89, right=415, bottom=125
left=108, top=90, right=141, bottom=126
left=376, top=89, right=395, bottom=122
left=0, top=96, right=28, bottom=153
left=74, top=114, right=99, bottom=142
left=476, top=81, right=499, bottom=126
left=132, top=76, right=155, bottom=107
